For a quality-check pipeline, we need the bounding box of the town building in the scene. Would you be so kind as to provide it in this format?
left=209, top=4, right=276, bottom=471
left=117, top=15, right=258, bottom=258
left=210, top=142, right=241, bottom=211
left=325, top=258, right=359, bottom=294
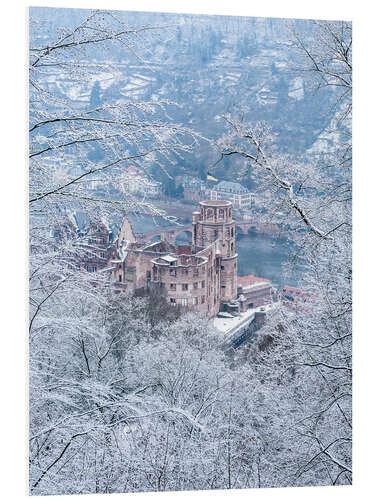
left=53, top=211, right=116, bottom=273
left=177, top=175, right=210, bottom=202
left=208, top=181, right=254, bottom=210
left=237, top=275, right=274, bottom=310
left=121, top=165, right=162, bottom=198
left=280, top=285, right=310, bottom=304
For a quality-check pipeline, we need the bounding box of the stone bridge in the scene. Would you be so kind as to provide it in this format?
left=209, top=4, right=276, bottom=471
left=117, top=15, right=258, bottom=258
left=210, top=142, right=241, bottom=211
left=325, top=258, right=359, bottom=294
left=235, top=220, right=278, bottom=236
left=135, top=224, right=193, bottom=245
left=135, top=220, right=278, bottom=245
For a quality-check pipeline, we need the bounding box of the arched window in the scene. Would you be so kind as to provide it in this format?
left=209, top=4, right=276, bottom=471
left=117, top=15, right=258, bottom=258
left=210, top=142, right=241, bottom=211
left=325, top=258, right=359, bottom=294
left=218, top=208, right=224, bottom=219
left=206, top=208, right=214, bottom=220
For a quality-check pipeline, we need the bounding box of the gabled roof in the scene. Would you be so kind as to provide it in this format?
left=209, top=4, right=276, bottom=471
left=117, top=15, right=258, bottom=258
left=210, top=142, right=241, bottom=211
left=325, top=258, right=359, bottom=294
left=70, top=211, right=90, bottom=231
left=214, top=181, right=249, bottom=194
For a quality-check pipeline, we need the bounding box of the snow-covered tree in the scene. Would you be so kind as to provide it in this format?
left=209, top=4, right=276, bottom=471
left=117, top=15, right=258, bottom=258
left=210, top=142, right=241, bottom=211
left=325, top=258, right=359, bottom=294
left=215, top=20, right=352, bottom=485
left=29, top=11, right=352, bottom=495
left=28, top=8, right=201, bottom=367
left=28, top=10, right=203, bottom=494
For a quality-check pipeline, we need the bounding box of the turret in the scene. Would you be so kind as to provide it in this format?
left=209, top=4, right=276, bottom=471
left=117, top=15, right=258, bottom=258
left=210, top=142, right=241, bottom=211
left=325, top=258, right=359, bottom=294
left=192, top=200, right=237, bottom=302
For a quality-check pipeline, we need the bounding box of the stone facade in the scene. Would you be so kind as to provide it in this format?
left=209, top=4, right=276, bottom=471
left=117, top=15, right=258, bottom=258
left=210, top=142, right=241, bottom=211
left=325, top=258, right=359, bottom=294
left=112, top=239, right=175, bottom=292
left=110, top=200, right=242, bottom=318
left=53, top=213, right=115, bottom=273
left=237, top=275, right=273, bottom=310
left=57, top=202, right=273, bottom=318
left=79, top=220, right=113, bottom=273
left=150, top=252, right=215, bottom=314
left=192, top=200, right=238, bottom=303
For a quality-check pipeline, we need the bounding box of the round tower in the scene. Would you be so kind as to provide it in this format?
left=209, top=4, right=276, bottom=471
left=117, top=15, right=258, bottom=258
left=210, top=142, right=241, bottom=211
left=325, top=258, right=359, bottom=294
left=192, top=200, right=238, bottom=303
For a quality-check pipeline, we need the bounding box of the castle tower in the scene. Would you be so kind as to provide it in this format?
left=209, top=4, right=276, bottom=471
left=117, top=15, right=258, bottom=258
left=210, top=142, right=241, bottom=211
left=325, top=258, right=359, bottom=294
left=192, top=200, right=238, bottom=303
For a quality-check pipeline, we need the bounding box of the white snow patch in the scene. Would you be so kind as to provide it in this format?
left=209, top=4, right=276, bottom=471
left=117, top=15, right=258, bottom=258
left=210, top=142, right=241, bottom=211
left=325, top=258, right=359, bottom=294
left=288, top=76, right=304, bottom=101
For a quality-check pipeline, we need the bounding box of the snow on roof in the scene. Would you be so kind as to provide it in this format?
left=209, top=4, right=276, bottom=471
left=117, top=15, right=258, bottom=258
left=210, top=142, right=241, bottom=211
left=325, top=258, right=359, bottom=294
left=217, top=312, right=235, bottom=318
left=160, top=255, right=178, bottom=263
left=214, top=180, right=249, bottom=194
left=238, top=274, right=271, bottom=287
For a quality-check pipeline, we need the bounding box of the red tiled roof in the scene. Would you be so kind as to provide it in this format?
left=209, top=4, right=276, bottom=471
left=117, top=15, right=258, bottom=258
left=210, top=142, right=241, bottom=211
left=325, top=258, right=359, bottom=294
left=238, top=274, right=270, bottom=287
left=281, top=285, right=312, bottom=302
left=281, top=285, right=304, bottom=295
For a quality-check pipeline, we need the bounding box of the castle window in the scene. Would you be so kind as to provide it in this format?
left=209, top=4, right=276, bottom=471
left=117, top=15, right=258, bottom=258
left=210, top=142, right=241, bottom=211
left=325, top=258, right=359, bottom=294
left=169, top=269, right=176, bottom=277
left=193, top=268, right=199, bottom=277
left=100, top=252, right=105, bottom=258
left=193, top=282, right=198, bottom=289
left=182, top=283, right=188, bottom=291
left=231, top=227, right=234, bottom=237
left=201, top=280, right=205, bottom=288
left=181, top=298, right=188, bottom=306
left=170, top=298, right=176, bottom=306
left=193, top=297, right=198, bottom=305
left=201, top=296, right=205, bottom=304
left=118, top=274, right=122, bottom=282
left=170, top=283, right=176, bottom=291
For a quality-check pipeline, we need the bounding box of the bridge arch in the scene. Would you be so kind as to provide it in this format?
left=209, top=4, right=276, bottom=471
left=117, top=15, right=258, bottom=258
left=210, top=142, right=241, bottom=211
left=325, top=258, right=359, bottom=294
left=236, top=226, right=245, bottom=237
left=150, top=234, right=162, bottom=243
left=236, top=223, right=258, bottom=235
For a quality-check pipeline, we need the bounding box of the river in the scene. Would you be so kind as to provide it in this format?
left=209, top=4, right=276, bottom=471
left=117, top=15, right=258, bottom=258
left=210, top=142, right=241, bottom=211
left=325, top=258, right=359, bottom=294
left=236, top=233, right=304, bottom=288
